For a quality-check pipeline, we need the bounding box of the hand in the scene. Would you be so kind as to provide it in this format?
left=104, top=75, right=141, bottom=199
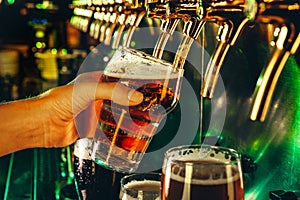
left=0, top=72, right=143, bottom=156
left=38, top=71, right=144, bottom=147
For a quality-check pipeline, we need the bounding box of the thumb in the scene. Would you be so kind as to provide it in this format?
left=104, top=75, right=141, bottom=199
left=95, top=82, right=143, bottom=106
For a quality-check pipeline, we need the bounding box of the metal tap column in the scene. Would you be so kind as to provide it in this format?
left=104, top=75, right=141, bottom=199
left=249, top=0, right=300, bottom=121
left=147, top=0, right=181, bottom=59
left=200, top=0, right=250, bottom=98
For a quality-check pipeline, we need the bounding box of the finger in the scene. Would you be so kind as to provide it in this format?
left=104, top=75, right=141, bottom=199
left=95, top=82, right=143, bottom=106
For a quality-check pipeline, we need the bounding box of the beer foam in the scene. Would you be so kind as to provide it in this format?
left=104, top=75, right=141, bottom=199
left=125, top=180, right=161, bottom=190
left=104, top=49, right=183, bottom=79
left=121, top=180, right=161, bottom=200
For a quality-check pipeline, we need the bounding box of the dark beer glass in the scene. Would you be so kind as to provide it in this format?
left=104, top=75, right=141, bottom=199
left=161, top=144, right=244, bottom=200
left=90, top=47, right=184, bottom=173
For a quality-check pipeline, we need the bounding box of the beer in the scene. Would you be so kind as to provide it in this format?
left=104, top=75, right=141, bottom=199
left=161, top=145, right=244, bottom=200
left=91, top=48, right=183, bottom=173
left=161, top=160, right=244, bottom=200
left=120, top=180, right=161, bottom=200
left=119, top=173, right=161, bottom=200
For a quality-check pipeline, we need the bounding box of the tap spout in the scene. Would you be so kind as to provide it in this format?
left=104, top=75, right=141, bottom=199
left=201, top=16, right=249, bottom=98
left=104, top=11, right=120, bottom=46
left=99, top=11, right=112, bottom=43
left=250, top=25, right=300, bottom=121
left=146, top=0, right=181, bottom=59
left=123, top=10, right=146, bottom=47
left=249, top=0, right=300, bottom=121
left=173, top=19, right=206, bottom=69
left=153, top=18, right=180, bottom=58
left=112, top=13, right=129, bottom=49
left=198, top=0, right=250, bottom=98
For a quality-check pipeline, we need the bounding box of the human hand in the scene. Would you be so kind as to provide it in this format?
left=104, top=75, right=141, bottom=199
left=36, top=71, right=143, bottom=148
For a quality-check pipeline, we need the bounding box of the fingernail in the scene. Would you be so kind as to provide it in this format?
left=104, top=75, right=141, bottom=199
left=128, top=90, right=143, bottom=103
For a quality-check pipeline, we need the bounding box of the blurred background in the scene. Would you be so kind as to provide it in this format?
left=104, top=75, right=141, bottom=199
left=0, top=0, right=299, bottom=199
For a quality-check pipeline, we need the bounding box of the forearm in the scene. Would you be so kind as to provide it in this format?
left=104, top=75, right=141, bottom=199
left=0, top=98, right=46, bottom=156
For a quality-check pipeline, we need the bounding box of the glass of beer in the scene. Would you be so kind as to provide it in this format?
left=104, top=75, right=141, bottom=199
left=161, top=144, right=244, bottom=200
left=90, top=47, right=184, bottom=173
left=119, top=173, right=161, bottom=200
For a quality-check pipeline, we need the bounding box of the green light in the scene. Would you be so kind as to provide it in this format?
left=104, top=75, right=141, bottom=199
left=61, top=48, right=68, bottom=55
left=147, top=18, right=153, bottom=26
left=51, top=48, right=57, bottom=54
left=7, top=0, right=14, bottom=5
left=256, top=75, right=263, bottom=87
left=61, top=171, right=66, bottom=177
left=251, top=139, right=260, bottom=150
left=35, top=3, right=43, bottom=9
left=36, top=42, right=43, bottom=49
left=69, top=172, right=75, bottom=179
left=130, top=41, right=136, bottom=47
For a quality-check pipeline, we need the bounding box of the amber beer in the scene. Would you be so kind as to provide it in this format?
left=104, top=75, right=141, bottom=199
left=91, top=48, right=183, bottom=173
left=161, top=161, right=244, bottom=200
left=161, top=145, right=244, bottom=200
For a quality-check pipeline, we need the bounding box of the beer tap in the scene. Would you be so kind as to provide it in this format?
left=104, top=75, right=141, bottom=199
left=147, top=0, right=180, bottom=59
left=165, top=0, right=205, bottom=69
left=91, top=11, right=106, bottom=40
left=111, top=0, right=145, bottom=49
left=104, top=5, right=122, bottom=46
left=248, top=0, right=300, bottom=122
left=111, top=11, right=130, bottom=49
left=172, top=18, right=205, bottom=69
left=99, top=8, right=112, bottom=43
left=122, top=0, right=147, bottom=48
left=199, top=0, right=250, bottom=98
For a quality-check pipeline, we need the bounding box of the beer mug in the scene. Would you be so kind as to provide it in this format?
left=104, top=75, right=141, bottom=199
left=161, top=144, right=244, bottom=200
left=119, top=173, right=161, bottom=200
left=91, top=47, right=184, bottom=173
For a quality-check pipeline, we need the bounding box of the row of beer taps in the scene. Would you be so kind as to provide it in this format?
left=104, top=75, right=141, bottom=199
left=71, top=0, right=300, bottom=122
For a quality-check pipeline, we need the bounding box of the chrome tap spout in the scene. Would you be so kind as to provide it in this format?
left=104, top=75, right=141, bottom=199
left=152, top=18, right=180, bottom=58
left=111, top=13, right=129, bottom=49
left=99, top=11, right=112, bottom=43
left=147, top=0, right=181, bottom=58
left=122, top=10, right=146, bottom=47
left=104, top=11, right=120, bottom=46
left=201, top=16, right=249, bottom=98
left=249, top=0, right=300, bottom=121
left=173, top=18, right=206, bottom=69
left=200, top=0, right=250, bottom=98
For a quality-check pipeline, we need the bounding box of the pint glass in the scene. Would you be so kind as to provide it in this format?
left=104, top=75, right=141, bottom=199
left=161, top=144, right=244, bottom=200
left=91, top=47, right=184, bottom=173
